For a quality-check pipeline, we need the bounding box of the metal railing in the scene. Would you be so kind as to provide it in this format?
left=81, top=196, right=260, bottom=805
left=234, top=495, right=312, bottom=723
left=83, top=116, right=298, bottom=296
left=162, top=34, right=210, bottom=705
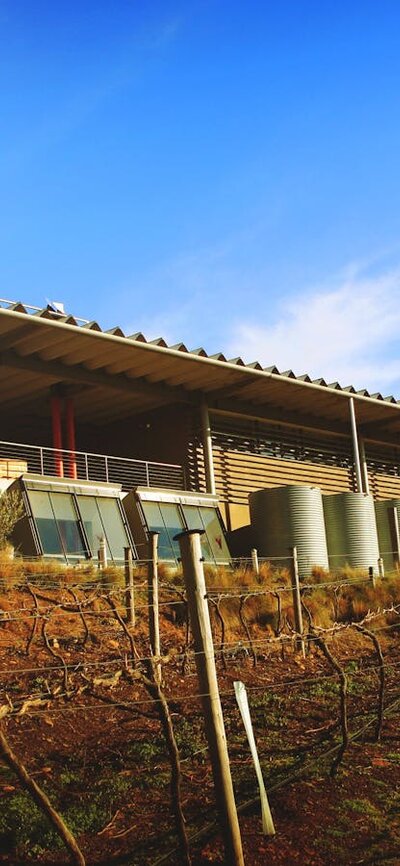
left=0, top=297, right=91, bottom=325
left=0, top=440, right=186, bottom=491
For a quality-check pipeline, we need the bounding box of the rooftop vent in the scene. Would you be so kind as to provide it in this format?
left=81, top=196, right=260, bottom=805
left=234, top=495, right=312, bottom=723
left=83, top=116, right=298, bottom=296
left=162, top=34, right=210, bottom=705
left=46, top=299, right=66, bottom=316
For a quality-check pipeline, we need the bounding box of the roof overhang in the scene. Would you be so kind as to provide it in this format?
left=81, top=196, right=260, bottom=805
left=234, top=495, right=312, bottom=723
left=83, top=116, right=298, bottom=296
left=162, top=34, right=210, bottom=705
left=1, top=303, right=400, bottom=441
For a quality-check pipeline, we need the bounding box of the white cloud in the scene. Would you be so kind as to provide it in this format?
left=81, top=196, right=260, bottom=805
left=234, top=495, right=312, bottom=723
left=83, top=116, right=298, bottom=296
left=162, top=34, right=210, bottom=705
left=227, top=265, right=400, bottom=395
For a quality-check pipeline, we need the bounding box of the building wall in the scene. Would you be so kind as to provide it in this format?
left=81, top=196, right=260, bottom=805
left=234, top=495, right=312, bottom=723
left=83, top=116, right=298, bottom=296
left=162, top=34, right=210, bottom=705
left=4, top=399, right=400, bottom=533
left=363, top=442, right=400, bottom=500
left=189, top=412, right=360, bottom=529
left=214, top=455, right=356, bottom=529
left=76, top=404, right=194, bottom=481
left=190, top=413, right=400, bottom=529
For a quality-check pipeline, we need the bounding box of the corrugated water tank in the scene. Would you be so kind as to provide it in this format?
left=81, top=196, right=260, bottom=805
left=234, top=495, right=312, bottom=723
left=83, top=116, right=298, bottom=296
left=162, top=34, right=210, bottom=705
left=249, top=485, right=329, bottom=578
left=323, top=492, right=379, bottom=573
left=374, top=499, right=400, bottom=572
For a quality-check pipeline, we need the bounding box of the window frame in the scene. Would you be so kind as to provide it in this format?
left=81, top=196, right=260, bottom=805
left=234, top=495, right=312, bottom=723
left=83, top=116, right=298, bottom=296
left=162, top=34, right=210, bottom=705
left=25, top=485, right=136, bottom=564
left=137, top=498, right=230, bottom=565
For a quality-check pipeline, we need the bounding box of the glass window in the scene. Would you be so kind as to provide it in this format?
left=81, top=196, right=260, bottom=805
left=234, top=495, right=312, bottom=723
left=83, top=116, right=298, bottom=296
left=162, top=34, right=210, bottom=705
left=77, top=496, right=105, bottom=558
left=49, top=493, right=86, bottom=557
left=96, top=497, right=130, bottom=562
left=141, top=501, right=184, bottom=560
left=159, top=503, right=184, bottom=561
left=181, top=505, right=203, bottom=532
left=181, top=505, right=212, bottom=562
left=199, top=506, right=231, bottom=563
left=27, top=489, right=132, bottom=564
left=140, top=500, right=230, bottom=563
left=29, top=490, right=63, bottom=555
left=141, top=502, right=172, bottom=560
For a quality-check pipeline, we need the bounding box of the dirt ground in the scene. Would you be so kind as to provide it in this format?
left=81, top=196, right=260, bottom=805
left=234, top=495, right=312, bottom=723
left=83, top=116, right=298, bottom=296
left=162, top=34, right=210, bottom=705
left=0, top=577, right=399, bottom=866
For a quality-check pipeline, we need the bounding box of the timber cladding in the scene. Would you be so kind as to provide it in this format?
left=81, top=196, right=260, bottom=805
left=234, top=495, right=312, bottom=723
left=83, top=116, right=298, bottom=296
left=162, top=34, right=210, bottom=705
left=0, top=460, right=28, bottom=479
left=189, top=413, right=400, bottom=529
left=366, top=443, right=400, bottom=500
left=212, top=450, right=355, bottom=504
left=189, top=413, right=357, bottom=505
left=369, top=471, right=400, bottom=500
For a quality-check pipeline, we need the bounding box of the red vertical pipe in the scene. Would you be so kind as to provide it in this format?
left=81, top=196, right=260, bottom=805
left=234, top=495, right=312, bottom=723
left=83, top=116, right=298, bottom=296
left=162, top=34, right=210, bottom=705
left=66, top=398, right=77, bottom=479
left=51, top=395, right=64, bottom=477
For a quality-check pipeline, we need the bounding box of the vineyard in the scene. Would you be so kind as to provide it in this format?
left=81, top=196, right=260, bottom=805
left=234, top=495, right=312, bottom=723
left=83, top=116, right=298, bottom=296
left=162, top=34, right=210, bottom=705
left=0, top=553, right=399, bottom=865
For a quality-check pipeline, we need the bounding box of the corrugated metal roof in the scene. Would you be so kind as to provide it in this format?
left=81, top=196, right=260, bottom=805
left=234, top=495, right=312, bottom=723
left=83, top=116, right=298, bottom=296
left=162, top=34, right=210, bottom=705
left=0, top=297, right=397, bottom=405
left=0, top=298, right=400, bottom=436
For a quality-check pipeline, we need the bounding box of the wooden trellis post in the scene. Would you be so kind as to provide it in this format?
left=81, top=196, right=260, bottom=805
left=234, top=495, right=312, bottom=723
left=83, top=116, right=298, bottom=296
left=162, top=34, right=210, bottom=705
left=289, top=545, right=305, bottom=657
left=124, top=547, right=135, bottom=627
left=175, top=529, right=245, bottom=866
left=148, top=532, right=161, bottom=683
left=251, top=548, right=259, bottom=575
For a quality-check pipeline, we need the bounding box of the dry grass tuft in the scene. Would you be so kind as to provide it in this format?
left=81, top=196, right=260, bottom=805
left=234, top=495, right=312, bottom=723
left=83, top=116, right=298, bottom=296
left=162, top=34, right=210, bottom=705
left=0, top=556, right=100, bottom=590
left=203, top=563, right=293, bottom=636
left=303, top=587, right=336, bottom=628
left=0, top=555, right=399, bottom=643
left=100, top=565, right=125, bottom=589
left=335, top=576, right=400, bottom=623
left=310, top=565, right=332, bottom=584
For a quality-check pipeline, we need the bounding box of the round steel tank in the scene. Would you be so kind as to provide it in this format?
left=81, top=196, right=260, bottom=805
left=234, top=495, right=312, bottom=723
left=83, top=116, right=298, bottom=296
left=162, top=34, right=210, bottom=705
left=249, top=485, right=329, bottom=578
left=374, top=499, right=400, bottom=573
left=323, top=492, right=379, bottom=573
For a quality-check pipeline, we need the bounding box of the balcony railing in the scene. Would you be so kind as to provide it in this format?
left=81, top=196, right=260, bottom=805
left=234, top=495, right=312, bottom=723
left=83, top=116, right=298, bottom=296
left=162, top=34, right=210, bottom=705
left=0, top=440, right=186, bottom=491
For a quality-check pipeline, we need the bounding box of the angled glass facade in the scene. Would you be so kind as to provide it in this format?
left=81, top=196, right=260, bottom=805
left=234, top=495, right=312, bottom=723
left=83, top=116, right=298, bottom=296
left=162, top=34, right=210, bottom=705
left=15, top=476, right=134, bottom=564
left=139, top=493, right=230, bottom=564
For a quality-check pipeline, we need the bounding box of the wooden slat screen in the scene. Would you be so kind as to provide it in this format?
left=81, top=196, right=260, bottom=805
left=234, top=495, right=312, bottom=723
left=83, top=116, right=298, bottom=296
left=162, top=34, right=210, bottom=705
left=369, top=472, right=400, bottom=500
left=188, top=414, right=356, bottom=505
left=212, top=451, right=354, bottom=505
left=365, top=444, right=400, bottom=500
left=188, top=413, right=400, bottom=510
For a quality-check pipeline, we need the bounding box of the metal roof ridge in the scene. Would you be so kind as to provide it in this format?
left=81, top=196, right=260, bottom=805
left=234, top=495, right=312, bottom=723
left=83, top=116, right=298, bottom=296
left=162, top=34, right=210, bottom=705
left=8, top=302, right=27, bottom=313
left=106, top=326, right=125, bottom=337
left=170, top=342, right=189, bottom=352
left=190, top=347, right=208, bottom=357
left=227, top=356, right=245, bottom=366
left=82, top=320, right=102, bottom=331
left=127, top=331, right=147, bottom=342
left=246, top=360, right=263, bottom=370
left=150, top=337, right=168, bottom=347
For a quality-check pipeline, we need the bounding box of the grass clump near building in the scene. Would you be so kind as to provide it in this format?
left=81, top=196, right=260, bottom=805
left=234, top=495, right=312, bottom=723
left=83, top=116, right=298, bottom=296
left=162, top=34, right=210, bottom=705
left=0, top=490, right=24, bottom=551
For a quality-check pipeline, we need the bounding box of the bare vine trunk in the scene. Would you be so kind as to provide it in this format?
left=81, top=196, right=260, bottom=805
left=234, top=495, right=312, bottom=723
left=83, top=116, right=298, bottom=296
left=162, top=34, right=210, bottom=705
left=141, top=667, right=192, bottom=866
left=310, top=633, right=349, bottom=776
left=353, top=624, right=385, bottom=741
left=239, top=595, right=257, bottom=666
left=0, top=726, right=85, bottom=865
left=210, top=596, right=227, bottom=670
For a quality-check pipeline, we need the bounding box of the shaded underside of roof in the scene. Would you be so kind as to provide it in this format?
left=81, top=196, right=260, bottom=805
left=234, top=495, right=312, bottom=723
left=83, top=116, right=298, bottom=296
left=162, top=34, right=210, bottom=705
left=1, top=300, right=400, bottom=441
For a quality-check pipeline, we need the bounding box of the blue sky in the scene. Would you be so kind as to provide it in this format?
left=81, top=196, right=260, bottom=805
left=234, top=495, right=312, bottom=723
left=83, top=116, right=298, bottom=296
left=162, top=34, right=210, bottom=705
left=2, top=1, right=400, bottom=393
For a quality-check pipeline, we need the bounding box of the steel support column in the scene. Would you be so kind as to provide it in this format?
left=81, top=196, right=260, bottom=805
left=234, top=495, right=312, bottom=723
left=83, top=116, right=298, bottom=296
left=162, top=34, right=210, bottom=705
left=349, top=397, right=363, bottom=493
left=66, top=398, right=77, bottom=480
left=50, top=394, right=64, bottom=478
left=359, top=438, right=370, bottom=495
left=201, top=401, right=216, bottom=495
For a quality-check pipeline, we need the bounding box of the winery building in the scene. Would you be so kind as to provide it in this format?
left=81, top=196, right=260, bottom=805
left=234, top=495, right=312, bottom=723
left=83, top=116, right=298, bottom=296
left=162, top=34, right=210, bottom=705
left=1, top=298, right=400, bottom=566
